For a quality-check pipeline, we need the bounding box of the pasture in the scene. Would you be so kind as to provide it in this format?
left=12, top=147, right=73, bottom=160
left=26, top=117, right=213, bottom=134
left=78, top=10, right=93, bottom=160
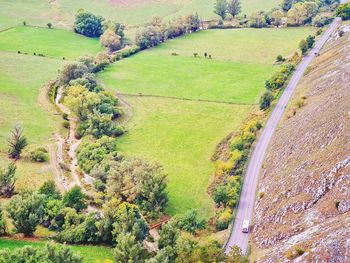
left=117, top=96, right=252, bottom=217
left=100, top=27, right=314, bottom=104
left=0, top=26, right=103, bottom=59
left=0, top=52, right=63, bottom=191
left=0, top=0, right=281, bottom=30
left=0, top=239, right=113, bottom=263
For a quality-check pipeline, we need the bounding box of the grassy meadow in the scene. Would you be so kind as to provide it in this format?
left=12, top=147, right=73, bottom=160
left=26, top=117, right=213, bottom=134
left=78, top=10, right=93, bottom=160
left=0, top=26, right=103, bottom=59
left=0, top=0, right=281, bottom=31
left=100, top=27, right=314, bottom=104
left=0, top=239, right=113, bottom=263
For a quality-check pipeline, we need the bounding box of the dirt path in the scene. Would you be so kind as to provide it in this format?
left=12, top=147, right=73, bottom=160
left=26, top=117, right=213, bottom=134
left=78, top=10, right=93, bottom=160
left=54, top=87, right=94, bottom=191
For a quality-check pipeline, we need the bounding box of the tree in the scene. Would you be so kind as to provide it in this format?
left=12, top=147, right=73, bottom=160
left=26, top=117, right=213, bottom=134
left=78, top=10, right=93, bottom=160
left=58, top=62, right=89, bottom=86
left=0, top=163, right=16, bottom=198
left=7, top=190, right=45, bottom=236
left=74, top=11, right=104, bottom=37
left=158, top=222, right=180, bottom=249
left=226, top=245, right=249, bottom=263
left=299, top=39, right=308, bottom=55
left=39, top=180, right=61, bottom=200
left=249, top=12, right=267, bottom=28
left=107, top=157, right=168, bottom=217
left=227, top=0, right=241, bottom=18
left=0, top=242, right=82, bottom=263
left=47, top=22, right=52, bottom=29
left=214, top=0, right=228, bottom=20
left=185, top=13, right=201, bottom=32
left=260, top=91, right=274, bottom=110
left=135, top=25, right=164, bottom=49
left=63, top=186, right=87, bottom=212
left=113, top=233, right=144, bottom=263
left=306, top=35, right=315, bottom=49
left=7, top=125, right=27, bottom=160
left=100, top=29, right=122, bottom=52
left=112, top=202, right=149, bottom=243
left=271, top=10, right=284, bottom=26
left=336, top=3, right=350, bottom=20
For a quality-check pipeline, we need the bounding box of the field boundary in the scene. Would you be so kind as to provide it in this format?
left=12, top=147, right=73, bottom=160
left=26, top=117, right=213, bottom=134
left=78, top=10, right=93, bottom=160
left=117, top=92, right=258, bottom=106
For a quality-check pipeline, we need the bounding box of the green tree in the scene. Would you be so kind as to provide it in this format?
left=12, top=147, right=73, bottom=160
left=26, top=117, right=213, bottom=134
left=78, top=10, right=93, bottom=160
left=63, top=186, right=87, bottom=212
left=214, top=0, right=228, bottom=20
left=47, top=22, right=52, bottom=29
left=74, top=11, right=104, bottom=37
left=0, top=163, right=16, bottom=198
left=7, top=190, right=45, bottom=236
left=306, top=35, right=315, bottom=49
left=336, top=3, right=350, bottom=20
left=158, top=222, right=180, bottom=249
left=113, top=233, right=144, bottom=263
left=249, top=12, right=267, bottom=28
left=260, top=91, right=274, bottom=110
left=7, top=125, right=28, bottom=160
left=227, top=0, right=241, bottom=18
left=299, top=39, right=308, bottom=55
left=112, top=202, right=149, bottom=243
left=174, top=210, right=206, bottom=234
left=107, top=157, right=168, bottom=217
left=39, top=180, right=61, bottom=200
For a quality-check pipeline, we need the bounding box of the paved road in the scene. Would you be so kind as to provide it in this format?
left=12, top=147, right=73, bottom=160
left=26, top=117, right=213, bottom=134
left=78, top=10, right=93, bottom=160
left=224, top=15, right=344, bottom=254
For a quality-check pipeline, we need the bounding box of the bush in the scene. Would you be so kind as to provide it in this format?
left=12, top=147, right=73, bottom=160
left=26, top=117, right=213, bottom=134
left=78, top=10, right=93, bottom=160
left=299, top=39, right=308, bottom=55
left=47, top=22, right=53, bottom=29
left=276, top=55, right=285, bottom=62
left=74, top=11, right=104, bottom=37
left=260, top=91, right=274, bottom=110
left=62, top=120, right=70, bottom=129
left=0, top=207, right=7, bottom=236
left=30, top=147, right=49, bottom=162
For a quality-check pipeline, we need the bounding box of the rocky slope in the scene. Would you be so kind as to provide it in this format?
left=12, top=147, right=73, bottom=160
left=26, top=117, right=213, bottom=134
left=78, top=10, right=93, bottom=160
left=252, top=23, right=350, bottom=262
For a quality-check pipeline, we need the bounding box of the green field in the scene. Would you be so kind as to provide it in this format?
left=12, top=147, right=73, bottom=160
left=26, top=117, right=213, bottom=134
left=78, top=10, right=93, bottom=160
left=100, top=28, right=314, bottom=104
left=0, top=239, right=113, bottom=263
left=117, top=96, right=252, bottom=217
left=0, top=52, right=63, bottom=190
left=0, top=0, right=281, bottom=30
left=0, top=26, right=102, bottom=59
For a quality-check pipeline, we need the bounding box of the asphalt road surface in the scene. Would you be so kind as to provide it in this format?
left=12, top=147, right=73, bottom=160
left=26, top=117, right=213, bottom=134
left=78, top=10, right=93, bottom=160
left=224, top=14, right=344, bottom=254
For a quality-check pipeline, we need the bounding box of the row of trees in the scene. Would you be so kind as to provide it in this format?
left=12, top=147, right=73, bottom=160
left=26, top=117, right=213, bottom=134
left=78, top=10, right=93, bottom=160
left=135, top=14, right=201, bottom=49
left=213, top=0, right=339, bottom=28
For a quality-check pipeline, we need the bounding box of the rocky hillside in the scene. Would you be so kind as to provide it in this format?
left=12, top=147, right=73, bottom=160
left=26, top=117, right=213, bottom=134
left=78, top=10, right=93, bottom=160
left=252, top=23, right=350, bottom=262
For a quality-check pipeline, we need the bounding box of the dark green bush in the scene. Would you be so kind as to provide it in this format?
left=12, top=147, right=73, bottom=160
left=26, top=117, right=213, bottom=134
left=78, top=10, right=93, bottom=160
left=30, top=147, right=49, bottom=162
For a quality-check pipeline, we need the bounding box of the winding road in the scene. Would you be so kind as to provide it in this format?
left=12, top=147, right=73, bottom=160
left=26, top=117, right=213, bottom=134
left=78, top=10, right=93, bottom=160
left=224, top=13, right=345, bottom=254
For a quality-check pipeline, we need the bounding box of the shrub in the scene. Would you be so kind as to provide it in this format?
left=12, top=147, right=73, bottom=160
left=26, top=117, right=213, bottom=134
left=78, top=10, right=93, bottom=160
left=30, top=147, right=49, bottom=162
left=62, top=120, right=70, bottom=129
left=299, top=39, right=308, bottom=55
left=0, top=207, right=7, bottom=236
left=47, top=22, right=53, bottom=29
left=276, top=55, right=285, bottom=62
left=39, top=180, right=61, bottom=200
left=100, top=29, right=122, bottom=52
left=7, top=125, right=28, bottom=160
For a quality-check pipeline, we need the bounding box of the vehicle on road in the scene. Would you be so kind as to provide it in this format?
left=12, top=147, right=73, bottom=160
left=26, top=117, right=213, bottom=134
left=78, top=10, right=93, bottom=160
left=242, top=220, right=250, bottom=233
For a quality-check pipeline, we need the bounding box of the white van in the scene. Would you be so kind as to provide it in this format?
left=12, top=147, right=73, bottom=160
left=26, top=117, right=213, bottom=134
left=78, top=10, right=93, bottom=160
left=242, top=220, right=250, bottom=233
